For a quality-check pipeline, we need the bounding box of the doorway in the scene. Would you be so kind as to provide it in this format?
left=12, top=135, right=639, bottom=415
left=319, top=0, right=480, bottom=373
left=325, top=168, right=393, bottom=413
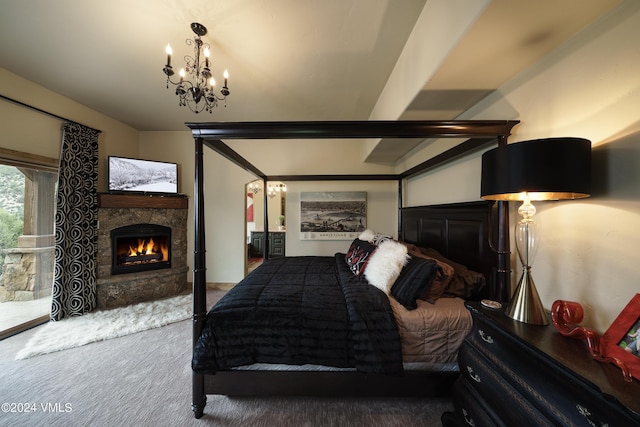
left=245, top=180, right=286, bottom=275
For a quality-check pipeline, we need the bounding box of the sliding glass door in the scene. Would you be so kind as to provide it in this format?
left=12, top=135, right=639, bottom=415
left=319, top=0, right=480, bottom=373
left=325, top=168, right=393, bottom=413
left=0, top=158, right=57, bottom=339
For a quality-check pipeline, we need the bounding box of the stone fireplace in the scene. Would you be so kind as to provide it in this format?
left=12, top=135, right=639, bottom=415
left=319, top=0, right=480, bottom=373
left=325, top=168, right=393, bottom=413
left=97, top=193, right=189, bottom=309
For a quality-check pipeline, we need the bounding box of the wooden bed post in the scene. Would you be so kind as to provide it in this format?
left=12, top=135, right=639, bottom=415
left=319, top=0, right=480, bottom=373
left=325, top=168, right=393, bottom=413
left=495, top=200, right=511, bottom=302
left=397, top=179, right=403, bottom=239
left=262, top=178, right=269, bottom=259
left=495, top=135, right=511, bottom=302
left=192, top=136, right=207, bottom=418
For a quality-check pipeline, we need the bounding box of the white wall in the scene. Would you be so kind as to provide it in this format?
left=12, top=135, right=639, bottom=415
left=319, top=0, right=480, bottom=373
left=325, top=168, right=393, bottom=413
left=0, top=68, right=140, bottom=191
left=404, top=1, right=640, bottom=332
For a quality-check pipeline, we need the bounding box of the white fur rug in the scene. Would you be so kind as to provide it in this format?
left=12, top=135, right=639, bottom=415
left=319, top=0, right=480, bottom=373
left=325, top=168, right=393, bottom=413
left=15, top=294, right=192, bottom=360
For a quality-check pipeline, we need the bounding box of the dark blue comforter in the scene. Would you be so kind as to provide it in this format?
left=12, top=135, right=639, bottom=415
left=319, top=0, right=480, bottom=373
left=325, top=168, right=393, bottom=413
left=192, top=254, right=403, bottom=375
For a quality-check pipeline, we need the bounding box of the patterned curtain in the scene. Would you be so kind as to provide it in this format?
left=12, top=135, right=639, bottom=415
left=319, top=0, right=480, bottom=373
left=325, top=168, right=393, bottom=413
left=50, top=122, right=100, bottom=321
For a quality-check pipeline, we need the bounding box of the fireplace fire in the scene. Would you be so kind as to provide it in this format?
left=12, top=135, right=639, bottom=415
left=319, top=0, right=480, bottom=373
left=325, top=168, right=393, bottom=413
left=111, top=224, right=171, bottom=275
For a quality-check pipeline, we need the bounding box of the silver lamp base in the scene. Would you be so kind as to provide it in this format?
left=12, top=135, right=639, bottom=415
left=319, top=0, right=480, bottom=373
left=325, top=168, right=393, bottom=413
left=505, top=267, right=548, bottom=325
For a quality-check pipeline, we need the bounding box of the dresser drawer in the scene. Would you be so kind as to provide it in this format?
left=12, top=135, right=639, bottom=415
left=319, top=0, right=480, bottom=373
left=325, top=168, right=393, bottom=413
left=458, top=344, right=554, bottom=427
left=449, top=378, right=505, bottom=427
left=466, top=313, right=638, bottom=426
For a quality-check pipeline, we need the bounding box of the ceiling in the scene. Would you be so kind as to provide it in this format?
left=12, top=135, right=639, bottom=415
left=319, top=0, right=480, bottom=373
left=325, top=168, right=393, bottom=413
left=0, top=0, right=621, bottom=163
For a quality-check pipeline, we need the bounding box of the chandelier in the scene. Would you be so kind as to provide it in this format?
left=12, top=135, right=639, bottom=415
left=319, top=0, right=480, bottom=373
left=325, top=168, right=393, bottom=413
left=248, top=181, right=261, bottom=194
left=268, top=184, right=287, bottom=199
left=162, top=22, right=230, bottom=114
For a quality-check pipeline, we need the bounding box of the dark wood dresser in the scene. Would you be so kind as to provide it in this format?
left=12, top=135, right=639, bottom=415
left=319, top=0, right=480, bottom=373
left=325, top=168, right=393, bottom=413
left=249, top=231, right=286, bottom=258
left=442, top=302, right=640, bottom=426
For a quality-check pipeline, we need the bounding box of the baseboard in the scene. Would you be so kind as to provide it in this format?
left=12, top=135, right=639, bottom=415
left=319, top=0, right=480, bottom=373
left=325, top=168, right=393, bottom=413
left=208, top=283, right=235, bottom=291
left=187, top=282, right=235, bottom=291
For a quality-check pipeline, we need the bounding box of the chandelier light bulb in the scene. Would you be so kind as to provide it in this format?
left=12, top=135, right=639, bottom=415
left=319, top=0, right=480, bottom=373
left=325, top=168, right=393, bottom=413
left=204, top=47, right=210, bottom=67
left=209, top=77, right=215, bottom=87
left=165, top=44, right=172, bottom=65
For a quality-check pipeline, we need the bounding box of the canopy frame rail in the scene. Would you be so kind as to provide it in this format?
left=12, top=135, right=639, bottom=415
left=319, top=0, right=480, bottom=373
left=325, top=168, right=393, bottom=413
left=188, top=119, right=518, bottom=287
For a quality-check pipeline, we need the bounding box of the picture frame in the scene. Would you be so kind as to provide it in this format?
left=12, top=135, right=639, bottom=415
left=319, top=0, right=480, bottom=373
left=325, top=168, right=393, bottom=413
left=601, top=293, right=640, bottom=381
left=299, top=191, right=367, bottom=240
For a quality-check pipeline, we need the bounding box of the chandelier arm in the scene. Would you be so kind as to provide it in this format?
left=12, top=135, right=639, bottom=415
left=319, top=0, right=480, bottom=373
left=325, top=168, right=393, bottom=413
left=203, top=91, right=228, bottom=102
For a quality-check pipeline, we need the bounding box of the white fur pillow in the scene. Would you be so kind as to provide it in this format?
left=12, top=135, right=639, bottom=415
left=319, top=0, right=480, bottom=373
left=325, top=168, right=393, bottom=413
left=358, top=229, right=375, bottom=242
left=364, top=239, right=410, bottom=294
left=358, top=229, right=392, bottom=245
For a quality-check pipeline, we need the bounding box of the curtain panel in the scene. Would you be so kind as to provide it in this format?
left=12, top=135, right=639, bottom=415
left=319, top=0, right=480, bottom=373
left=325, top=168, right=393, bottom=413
left=51, top=122, right=100, bottom=321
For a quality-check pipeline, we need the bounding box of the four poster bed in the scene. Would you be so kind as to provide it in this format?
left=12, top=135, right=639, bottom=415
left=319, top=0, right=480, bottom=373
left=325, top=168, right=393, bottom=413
left=186, top=120, right=519, bottom=419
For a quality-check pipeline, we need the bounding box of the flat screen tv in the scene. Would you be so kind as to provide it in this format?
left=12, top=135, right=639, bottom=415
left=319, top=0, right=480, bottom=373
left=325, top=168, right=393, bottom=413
left=108, top=156, right=178, bottom=195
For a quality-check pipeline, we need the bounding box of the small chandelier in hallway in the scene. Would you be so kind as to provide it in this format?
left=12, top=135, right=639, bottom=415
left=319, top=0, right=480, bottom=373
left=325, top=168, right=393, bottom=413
left=268, top=184, right=287, bottom=199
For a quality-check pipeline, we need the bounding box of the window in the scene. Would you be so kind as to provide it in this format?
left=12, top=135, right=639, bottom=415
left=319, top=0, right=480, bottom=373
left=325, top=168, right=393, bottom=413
left=0, top=148, right=58, bottom=339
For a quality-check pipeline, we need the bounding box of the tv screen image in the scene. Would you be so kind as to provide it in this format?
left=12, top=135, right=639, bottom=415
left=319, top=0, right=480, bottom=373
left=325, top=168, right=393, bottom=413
left=108, top=156, right=178, bottom=194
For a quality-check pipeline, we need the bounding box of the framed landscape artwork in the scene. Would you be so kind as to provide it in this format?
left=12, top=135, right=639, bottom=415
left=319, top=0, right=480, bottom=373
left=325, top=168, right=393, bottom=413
left=300, top=192, right=366, bottom=240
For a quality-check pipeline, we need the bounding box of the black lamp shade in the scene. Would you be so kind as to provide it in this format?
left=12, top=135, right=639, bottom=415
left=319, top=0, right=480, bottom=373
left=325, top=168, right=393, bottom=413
left=481, top=137, right=591, bottom=201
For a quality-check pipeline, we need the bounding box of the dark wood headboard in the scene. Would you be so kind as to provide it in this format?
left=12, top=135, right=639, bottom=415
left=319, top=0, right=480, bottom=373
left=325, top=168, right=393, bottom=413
left=400, top=201, right=509, bottom=301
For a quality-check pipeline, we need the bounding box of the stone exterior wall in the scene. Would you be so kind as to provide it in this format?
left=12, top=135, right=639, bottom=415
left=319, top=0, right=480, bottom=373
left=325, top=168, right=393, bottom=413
left=0, top=235, right=54, bottom=303
left=96, top=198, right=189, bottom=309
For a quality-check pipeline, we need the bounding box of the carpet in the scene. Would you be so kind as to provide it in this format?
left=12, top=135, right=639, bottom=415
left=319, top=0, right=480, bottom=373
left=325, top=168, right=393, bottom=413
left=1, top=299, right=453, bottom=426
left=15, top=294, right=192, bottom=360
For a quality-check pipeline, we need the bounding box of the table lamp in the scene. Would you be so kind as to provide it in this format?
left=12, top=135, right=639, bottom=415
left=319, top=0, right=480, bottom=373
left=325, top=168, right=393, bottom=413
left=481, top=137, right=591, bottom=325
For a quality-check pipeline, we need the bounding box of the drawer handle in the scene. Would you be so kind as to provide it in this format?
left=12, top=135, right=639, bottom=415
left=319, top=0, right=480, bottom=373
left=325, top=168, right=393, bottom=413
left=466, top=366, right=481, bottom=383
left=462, top=408, right=475, bottom=426
left=478, top=329, right=494, bottom=344
left=576, top=404, right=609, bottom=427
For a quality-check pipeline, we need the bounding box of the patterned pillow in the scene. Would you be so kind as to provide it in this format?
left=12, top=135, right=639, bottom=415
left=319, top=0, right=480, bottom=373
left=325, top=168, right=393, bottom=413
left=391, top=256, right=440, bottom=310
left=345, top=238, right=378, bottom=276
